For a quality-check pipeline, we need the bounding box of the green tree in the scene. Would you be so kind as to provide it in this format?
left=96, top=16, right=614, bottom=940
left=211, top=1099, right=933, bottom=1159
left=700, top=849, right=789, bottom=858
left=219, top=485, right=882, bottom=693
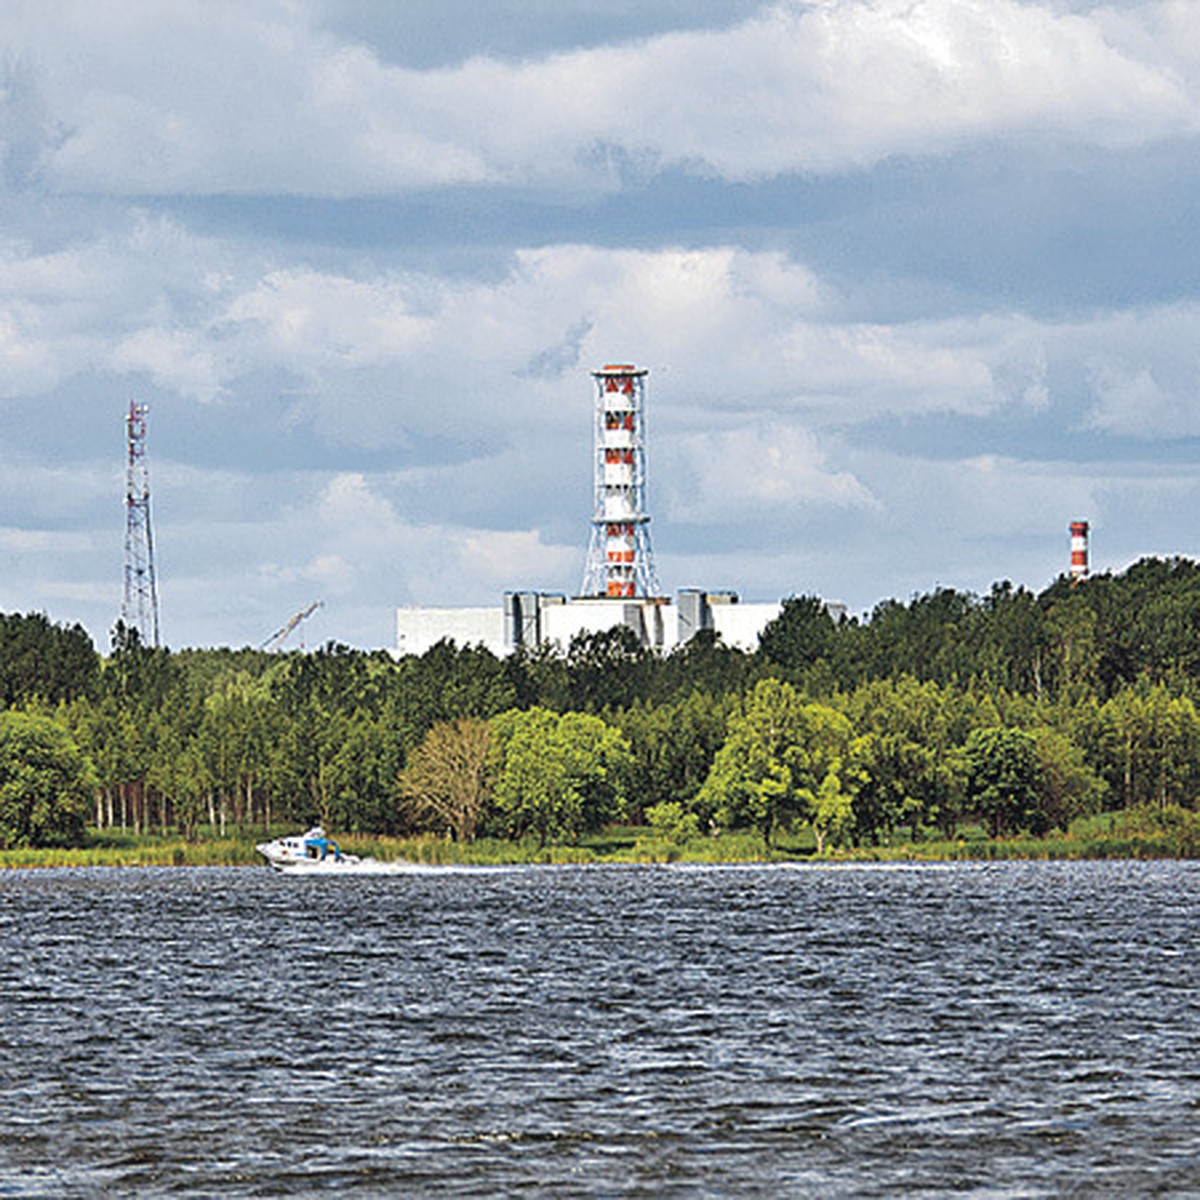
left=696, top=678, right=808, bottom=845
left=1094, top=686, right=1200, bottom=809
left=0, top=612, right=99, bottom=708
left=844, top=677, right=968, bottom=841
left=1042, top=593, right=1100, bottom=698
left=199, top=671, right=280, bottom=828
left=857, top=588, right=979, bottom=685
left=504, top=642, right=571, bottom=712
left=491, top=707, right=632, bottom=845
left=616, top=690, right=734, bottom=819
left=325, top=711, right=399, bottom=833
left=654, top=629, right=755, bottom=702
left=964, top=726, right=1044, bottom=837
left=803, top=703, right=862, bottom=853
left=696, top=678, right=857, bottom=849
left=1030, top=726, right=1106, bottom=831
left=645, top=801, right=701, bottom=844
left=0, top=711, right=96, bottom=848
left=566, top=625, right=654, bottom=712
left=979, top=582, right=1048, bottom=696
left=758, top=596, right=839, bottom=673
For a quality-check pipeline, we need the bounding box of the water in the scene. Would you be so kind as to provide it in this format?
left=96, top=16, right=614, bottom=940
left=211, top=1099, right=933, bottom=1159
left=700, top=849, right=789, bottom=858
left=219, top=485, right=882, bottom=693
left=2, top=861, right=1198, bottom=1196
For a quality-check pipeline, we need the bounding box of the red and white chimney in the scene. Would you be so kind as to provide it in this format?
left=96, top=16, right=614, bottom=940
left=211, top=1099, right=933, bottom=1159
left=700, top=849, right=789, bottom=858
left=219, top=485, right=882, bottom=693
left=1070, top=521, right=1089, bottom=584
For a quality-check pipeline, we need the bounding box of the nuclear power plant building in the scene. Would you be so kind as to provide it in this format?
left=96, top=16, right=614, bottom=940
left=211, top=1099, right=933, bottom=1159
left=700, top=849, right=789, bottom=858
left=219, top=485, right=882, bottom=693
left=395, top=364, right=845, bottom=658
left=396, top=589, right=847, bottom=658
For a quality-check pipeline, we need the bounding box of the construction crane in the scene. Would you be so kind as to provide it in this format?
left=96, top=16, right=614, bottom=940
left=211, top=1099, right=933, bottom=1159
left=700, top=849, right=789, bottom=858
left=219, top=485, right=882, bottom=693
left=260, top=601, right=322, bottom=652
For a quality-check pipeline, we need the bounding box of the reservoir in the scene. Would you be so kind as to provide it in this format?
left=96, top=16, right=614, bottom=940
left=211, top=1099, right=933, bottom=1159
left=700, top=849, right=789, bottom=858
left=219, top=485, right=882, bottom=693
left=2, top=861, right=1198, bottom=1195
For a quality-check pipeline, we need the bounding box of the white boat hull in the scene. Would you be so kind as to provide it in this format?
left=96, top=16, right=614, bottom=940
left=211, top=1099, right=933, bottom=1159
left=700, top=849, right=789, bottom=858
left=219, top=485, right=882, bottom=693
left=269, top=856, right=423, bottom=875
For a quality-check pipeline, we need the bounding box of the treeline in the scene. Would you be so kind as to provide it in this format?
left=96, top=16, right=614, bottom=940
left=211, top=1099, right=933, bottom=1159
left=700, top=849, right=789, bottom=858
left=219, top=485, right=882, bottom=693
left=4, top=556, right=1200, bottom=851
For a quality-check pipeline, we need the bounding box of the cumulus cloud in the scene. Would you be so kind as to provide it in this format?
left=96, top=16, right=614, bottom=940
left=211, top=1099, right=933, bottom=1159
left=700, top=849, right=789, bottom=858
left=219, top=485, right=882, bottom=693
left=111, top=327, right=225, bottom=402
left=0, top=213, right=243, bottom=400
left=75, top=464, right=581, bottom=645
left=0, top=526, right=92, bottom=553
left=913, top=452, right=1101, bottom=539
left=224, top=270, right=432, bottom=367
left=301, top=471, right=575, bottom=604
left=1, top=228, right=1031, bottom=453
left=0, top=455, right=115, bottom=519
left=3, top=0, right=1197, bottom=197
left=1078, top=306, right=1200, bottom=437
left=1086, top=362, right=1174, bottom=437
left=658, top=444, right=1200, bottom=611
left=664, top=424, right=877, bottom=523
left=9, top=217, right=1200, bottom=453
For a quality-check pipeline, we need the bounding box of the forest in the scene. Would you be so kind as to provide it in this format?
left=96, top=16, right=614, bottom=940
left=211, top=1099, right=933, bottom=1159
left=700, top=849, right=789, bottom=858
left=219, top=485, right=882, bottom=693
left=4, top=555, right=1200, bottom=857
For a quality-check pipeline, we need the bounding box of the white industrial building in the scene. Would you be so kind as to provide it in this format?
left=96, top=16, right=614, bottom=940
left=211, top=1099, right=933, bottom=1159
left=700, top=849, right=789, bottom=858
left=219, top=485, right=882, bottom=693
left=396, top=590, right=846, bottom=658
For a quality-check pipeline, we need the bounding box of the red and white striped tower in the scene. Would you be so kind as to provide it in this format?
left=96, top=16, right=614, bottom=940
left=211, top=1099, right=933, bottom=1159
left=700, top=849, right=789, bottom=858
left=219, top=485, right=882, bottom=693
left=1070, top=520, right=1089, bottom=585
left=581, top=364, right=661, bottom=598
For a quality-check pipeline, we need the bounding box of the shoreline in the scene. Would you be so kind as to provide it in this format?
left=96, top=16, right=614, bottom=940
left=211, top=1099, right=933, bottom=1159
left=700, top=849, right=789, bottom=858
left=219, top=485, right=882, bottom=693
left=4, top=839, right=1196, bottom=872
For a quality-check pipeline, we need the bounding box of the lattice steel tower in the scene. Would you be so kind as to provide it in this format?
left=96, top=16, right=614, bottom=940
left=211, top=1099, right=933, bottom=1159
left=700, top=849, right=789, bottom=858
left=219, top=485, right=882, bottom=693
left=121, top=401, right=161, bottom=647
left=580, top=364, right=661, bottom=598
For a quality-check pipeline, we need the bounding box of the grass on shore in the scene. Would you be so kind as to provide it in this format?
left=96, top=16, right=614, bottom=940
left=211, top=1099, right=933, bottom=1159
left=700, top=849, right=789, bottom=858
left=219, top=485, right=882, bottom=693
left=0, top=831, right=264, bottom=869
left=3, top=805, right=1197, bottom=869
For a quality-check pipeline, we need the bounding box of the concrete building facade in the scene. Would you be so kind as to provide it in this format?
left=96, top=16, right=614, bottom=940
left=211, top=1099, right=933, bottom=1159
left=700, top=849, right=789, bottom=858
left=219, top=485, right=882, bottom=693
left=396, top=591, right=846, bottom=658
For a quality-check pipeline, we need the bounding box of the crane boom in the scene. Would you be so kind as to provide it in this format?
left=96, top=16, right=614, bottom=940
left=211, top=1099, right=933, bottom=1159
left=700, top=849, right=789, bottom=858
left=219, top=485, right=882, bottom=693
left=260, top=601, right=322, bottom=651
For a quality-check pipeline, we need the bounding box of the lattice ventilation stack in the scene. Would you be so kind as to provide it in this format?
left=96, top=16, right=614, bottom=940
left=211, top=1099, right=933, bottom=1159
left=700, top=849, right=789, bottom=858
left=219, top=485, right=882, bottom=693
left=580, top=365, right=661, bottom=598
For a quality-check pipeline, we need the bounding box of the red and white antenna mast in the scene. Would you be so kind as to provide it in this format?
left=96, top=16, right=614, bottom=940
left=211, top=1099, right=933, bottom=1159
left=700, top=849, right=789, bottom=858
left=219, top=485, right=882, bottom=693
left=122, top=401, right=161, bottom=647
left=581, top=364, right=661, bottom=598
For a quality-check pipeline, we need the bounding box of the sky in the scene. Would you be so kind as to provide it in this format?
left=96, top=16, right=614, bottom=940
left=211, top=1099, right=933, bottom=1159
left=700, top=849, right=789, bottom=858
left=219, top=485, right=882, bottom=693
left=3, top=0, right=1200, bottom=651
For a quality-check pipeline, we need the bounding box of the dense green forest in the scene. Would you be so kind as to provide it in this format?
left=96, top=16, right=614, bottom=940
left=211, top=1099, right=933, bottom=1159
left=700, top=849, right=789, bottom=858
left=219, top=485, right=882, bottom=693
left=4, top=556, right=1200, bottom=855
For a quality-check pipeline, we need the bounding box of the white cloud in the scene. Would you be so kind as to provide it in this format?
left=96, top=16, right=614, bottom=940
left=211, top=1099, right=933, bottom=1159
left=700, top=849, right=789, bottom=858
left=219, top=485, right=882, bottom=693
left=224, top=270, right=432, bottom=367
left=0, top=526, right=93, bottom=553
left=5, top=0, right=1197, bottom=198
left=946, top=453, right=1100, bottom=538
left=9, top=219, right=1200, bottom=450
left=258, top=553, right=351, bottom=590
left=93, top=465, right=581, bottom=644
left=111, top=327, right=225, bottom=402
left=302, top=471, right=576, bottom=604
left=0, top=457, right=116, bottom=518
left=1086, top=362, right=1174, bottom=437
left=1079, top=306, right=1200, bottom=437
left=658, top=446, right=1200, bottom=611
left=0, top=305, right=59, bottom=397
left=458, top=529, right=577, bottom=586
left=0, top=213, right=243, bottom=400
left=316, top=471, right=397, bottom=530
left=664, top=424, right=876, bottom=523
left=779, top=319, right=999, bottom=416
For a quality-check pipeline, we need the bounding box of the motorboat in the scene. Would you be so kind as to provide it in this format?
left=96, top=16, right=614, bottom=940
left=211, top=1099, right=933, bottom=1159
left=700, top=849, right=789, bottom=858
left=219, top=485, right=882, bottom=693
left=255, top=826, right=363, bottom=872
left=255, top=826, right=425, bottom=875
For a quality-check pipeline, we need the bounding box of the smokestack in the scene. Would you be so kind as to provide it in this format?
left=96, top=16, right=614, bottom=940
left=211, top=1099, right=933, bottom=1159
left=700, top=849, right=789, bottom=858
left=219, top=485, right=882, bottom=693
left=1070, top=520, right=1089, bottom=585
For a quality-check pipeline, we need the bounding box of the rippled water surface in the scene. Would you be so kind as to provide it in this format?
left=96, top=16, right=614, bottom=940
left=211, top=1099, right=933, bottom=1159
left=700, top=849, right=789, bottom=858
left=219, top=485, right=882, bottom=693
left=2, top=861, right=1199, bottom=1196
